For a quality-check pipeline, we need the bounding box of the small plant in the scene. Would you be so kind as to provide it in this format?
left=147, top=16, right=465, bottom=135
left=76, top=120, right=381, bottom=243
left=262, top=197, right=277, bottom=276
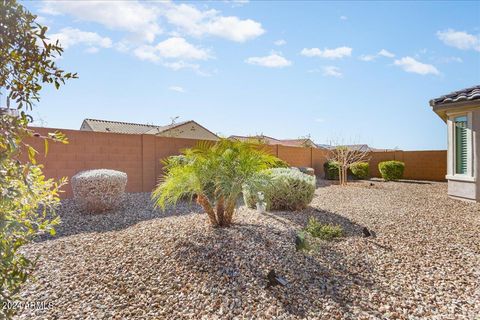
left=350, top=162, right=369, bottom=179
left=304, top=217, right=343, bottom=241
left=243, top=168, right=316, bottom=211
left=378, top=160, right=405, bottom=181
left=324, top=161, right=340, bottom=180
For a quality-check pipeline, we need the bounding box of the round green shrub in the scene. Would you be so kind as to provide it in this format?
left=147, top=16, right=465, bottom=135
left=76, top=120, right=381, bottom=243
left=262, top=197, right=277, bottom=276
left=243, top=168, right=316, bottom=211
left=378, top=160, right=405, bottom=181
left=324, top=161, right=339, bottom=180
left=350, top=162, right=369, bottom=179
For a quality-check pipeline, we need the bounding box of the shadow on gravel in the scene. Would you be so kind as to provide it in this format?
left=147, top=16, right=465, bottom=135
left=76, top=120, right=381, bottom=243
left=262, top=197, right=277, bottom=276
left=395, top=180, right=433, bottom=185
left=166, top=220, right=381, bottom=318
left=35, top=193, right=200, bottom=242
left=267, top=207, right=366, bottom=238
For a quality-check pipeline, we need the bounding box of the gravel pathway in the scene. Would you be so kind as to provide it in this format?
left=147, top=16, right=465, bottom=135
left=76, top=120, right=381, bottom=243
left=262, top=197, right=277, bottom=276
left=14, top=180, right=480, bottom=319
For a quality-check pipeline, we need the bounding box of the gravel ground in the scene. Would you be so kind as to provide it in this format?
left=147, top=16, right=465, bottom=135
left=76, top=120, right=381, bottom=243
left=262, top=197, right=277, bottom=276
left=14, top=180, right=480, bottom=319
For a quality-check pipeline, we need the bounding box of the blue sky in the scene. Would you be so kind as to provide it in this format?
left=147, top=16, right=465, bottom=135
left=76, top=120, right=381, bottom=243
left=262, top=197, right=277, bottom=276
left=21, top=1, right=480, bottom=150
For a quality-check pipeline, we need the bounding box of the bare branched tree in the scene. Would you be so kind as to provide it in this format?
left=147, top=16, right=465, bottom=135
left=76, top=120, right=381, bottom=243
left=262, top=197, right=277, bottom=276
left=328, top=142, right=370, bottom=186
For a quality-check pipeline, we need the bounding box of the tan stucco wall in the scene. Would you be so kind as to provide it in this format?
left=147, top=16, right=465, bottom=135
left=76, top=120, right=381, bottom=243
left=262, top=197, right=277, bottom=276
left=157, top=122, right=219, bottom=141
left=448, top=180, right=477, bottom=201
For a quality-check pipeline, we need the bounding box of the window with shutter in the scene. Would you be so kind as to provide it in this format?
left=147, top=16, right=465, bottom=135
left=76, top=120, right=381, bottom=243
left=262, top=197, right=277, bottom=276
left=454, top=116, right=468, bottom=175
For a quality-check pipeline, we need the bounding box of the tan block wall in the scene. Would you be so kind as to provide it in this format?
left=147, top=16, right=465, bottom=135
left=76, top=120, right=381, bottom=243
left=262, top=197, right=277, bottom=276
left=154, top=136, right=203, bottom=187
left=312, top=148, right=330, bottom=178
left=23, top=128, right=144, bottom=198
left=277, top=145, right=311, bottom=167
left=23, top=127, right=447, bottom=198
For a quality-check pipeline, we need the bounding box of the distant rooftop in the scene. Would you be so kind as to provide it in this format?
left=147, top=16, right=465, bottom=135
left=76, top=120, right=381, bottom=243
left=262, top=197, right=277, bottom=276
left=319, top=144, right=397, bottom=152
left=81, top=118, right=191, bottom=135
left=229, top=135, right=319, bottom=148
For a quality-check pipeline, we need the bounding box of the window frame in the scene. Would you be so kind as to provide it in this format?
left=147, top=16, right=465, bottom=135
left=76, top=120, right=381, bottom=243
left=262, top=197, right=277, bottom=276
left=446, top=111, right=474, bottom=181
left=454, top=115, right=468, bottom=175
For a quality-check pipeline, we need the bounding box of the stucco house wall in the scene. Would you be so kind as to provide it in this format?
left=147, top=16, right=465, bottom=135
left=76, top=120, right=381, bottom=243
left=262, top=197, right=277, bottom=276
left=431, top=86, right=480, bottom=202
left=446, top=108, right=480, bottom=200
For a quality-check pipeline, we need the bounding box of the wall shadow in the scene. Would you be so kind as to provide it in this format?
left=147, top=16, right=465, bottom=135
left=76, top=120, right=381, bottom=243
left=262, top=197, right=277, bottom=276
left=395, top=179, right=433, bottom=185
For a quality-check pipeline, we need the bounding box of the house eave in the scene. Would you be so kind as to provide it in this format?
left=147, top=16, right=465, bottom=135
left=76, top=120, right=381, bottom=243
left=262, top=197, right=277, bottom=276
left=431, top=100, right=480, bottom=122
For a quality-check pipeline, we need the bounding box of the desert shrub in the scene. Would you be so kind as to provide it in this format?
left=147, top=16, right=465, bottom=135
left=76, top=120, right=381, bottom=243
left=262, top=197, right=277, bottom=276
left=350, top=162, right=369, bottom=179
left=72, top=169, right=127, bottom=212
left=304, top=217, right=343, bottom=240
left=324, top=161, right=340, bottom=180
left=243, top=168, right=316, bottom=211
left=378, top=161, right=405, bottom=181
left=297, top=167, right=315, bottom=176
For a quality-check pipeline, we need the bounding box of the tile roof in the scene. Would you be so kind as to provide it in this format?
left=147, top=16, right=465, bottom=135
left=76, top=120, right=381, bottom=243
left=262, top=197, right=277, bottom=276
left=318, top=144, right=397, bottom=152
left=229, top=135, right=319, bottom=147
left=430, top=85, right=480, bottom=106
left=82, top=118, right=191, bottom=135
left=229, top=135, right=282, bottom=144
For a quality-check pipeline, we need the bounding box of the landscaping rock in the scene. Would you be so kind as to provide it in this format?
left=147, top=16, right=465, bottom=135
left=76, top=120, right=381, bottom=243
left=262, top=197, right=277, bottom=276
left=15, top=180, right=480, bottom=319
left=71, top=169, right=127, bottom=213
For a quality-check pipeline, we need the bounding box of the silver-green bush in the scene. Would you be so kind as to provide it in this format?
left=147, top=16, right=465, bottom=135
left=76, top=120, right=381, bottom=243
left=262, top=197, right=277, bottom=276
left=243, top=168, right=316, bottom=211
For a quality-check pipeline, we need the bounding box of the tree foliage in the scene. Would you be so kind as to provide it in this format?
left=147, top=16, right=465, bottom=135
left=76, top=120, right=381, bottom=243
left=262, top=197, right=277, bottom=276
left=328, top=144, right=370, bottom=186
left=0, top=1, right=76, bottom=317
left=152, top=140, right=282, bottom=227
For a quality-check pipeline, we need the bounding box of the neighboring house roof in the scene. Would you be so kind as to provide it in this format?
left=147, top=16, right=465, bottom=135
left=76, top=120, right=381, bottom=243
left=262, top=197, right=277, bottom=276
left=318, top=144, right=396, bottom=152
left=429, top=85, right=480, bottom=107
left=229, top=135, right=319, bottom=148
left=317, top=144, right=335, bottom=150
left=279, top=139, right=318, bottom=148
left=229, top=135, right=282, bottom=145
left=340, top=144, right=371, bottom=152
left=80, top=118, right=218, bottom=138
left=82, top=118, right=161, bottom=134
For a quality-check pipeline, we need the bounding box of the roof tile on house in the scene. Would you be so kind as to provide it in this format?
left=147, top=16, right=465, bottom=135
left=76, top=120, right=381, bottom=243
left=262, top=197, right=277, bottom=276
left=430, top=85, right=480, bottom=106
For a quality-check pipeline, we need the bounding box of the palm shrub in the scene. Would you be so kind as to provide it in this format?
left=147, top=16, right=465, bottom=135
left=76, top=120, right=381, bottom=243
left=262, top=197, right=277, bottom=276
left=152, top=140, right=282, bottom=227
left=378, top=160, right=405, bottom=181
left=243, top=168, right=316, bottom=211
left=350, top=162, right=369, bottom=179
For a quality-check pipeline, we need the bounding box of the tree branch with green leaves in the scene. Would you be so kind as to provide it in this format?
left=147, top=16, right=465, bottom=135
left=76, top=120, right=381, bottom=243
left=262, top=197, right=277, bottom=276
left=0, top=1, right=77, bottom=317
